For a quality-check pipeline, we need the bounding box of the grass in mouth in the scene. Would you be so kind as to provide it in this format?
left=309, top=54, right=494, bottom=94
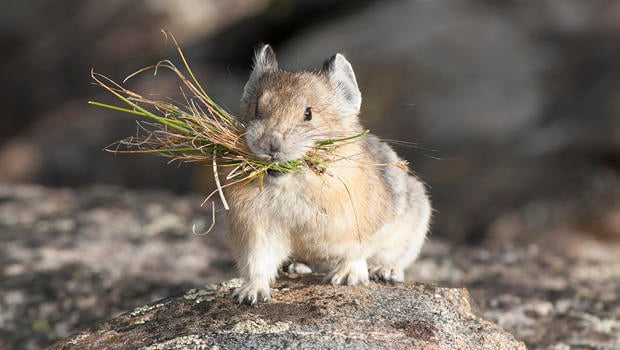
left=89, top=30, right=369, bottom=211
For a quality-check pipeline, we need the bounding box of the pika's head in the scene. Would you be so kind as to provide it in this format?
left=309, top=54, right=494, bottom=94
left=240, top=45, right=362, bottom=163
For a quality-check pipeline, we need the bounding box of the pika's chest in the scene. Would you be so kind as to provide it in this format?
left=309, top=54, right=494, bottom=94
left=228, top=172, right=371, bottom=233
left=262, top=185, right=317, bottom=223
left=229, top=175, right=322, bottom=225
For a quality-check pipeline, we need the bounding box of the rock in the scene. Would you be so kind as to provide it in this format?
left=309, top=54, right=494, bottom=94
left=0, top=184, right=234, bottom=350
left=48, top=276, right=526, bottom=350
left=413, top=235, right=620, bottom=350
left=280, top=1, right=546, bottom=147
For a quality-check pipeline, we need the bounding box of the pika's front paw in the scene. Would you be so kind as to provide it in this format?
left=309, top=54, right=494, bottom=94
left=368, top=266, right=404, bottom=282
left=285, top=262, right=313, bottom=275
left=325, top=259, right=369, bottom=286
left=233, top=281, right=271, bottom=305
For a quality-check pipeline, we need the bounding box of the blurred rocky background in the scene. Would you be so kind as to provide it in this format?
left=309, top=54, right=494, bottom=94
left=1, top=0, right=619, bottom=349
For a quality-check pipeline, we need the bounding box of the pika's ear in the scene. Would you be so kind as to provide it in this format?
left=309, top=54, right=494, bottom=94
left=253, top=44, right=278, bottom=73
left=322, top=54, right=362, bottom=115
left=242, top=44, right=278, bottom=105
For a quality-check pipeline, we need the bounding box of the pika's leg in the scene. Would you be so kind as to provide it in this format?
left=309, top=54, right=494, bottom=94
left=324, top=258, right=369, bottom=286
left=230, top=228, right=290, bottom=305
left=367, top=223, right=426, bottom=283
left=285, top=261, right=313, bottom=274
left=369, top=178, right=431, bottom=283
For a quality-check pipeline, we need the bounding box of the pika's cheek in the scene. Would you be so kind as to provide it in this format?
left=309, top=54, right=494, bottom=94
left=281, top=136, right=314, bottom=160
left=244, top=123, right=265, bottom=150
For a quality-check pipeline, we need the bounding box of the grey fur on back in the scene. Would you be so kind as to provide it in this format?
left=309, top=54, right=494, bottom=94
left=364, top=135, right=410, bottom=216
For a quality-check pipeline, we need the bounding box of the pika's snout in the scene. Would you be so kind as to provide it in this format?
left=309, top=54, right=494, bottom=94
left=255, top=130, right=284, bottom=161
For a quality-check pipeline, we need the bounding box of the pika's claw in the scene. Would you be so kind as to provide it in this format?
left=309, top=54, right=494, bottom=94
left=325, top=259, right=369, bottom=286
left=368, top=266, right=404, bottom=282
left=286, top=262, right=313, bottom=275
left=233, top=281, right=271, bottom=305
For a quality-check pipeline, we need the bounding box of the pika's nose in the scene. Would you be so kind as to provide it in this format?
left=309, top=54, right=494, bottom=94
left=261, top=132, right=283, bottom=160
left=268, top=140, right=281, bottom=154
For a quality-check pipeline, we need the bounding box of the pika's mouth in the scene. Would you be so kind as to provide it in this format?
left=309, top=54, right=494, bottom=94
left=265, top=169, right=285, bottom=177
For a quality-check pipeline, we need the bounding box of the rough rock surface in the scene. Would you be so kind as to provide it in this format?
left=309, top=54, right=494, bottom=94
left=49, top=276, right=526, bottom=350
left=0, top=185, right=234, bottom=350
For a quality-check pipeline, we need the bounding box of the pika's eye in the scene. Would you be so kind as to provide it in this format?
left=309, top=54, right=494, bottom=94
left=304, top=107, right=312, bottom=121
left=254, top=102, right=260, bottom=118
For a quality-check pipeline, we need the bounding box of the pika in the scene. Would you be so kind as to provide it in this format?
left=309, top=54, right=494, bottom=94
left=226, top=45, right=431, bottom=305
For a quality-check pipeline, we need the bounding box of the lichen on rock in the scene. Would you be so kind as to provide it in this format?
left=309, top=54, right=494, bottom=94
left=49, top=275, right=526, bottom=350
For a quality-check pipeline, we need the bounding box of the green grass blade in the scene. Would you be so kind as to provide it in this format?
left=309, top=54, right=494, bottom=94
left=89, top=101, right=150, bottom=117
left=105, top=147, right=206, bottom=154
left=161, top=30, right=237, bottom=124
left=316, top=130, right=369, bottom=146
left=91, top=72, right=193, bottom=135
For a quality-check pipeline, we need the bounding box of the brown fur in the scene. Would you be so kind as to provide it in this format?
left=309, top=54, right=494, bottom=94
left=226, top=46, right=430, bottom=305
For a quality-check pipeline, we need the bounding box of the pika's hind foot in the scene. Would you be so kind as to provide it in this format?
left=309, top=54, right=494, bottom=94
left=368, top=266, right=404, bottom=282
left=285, top=262, right=313, bottom=275
left=325, top=259, right=369, bottom=286
left=233, top=280, right=271, bottom=305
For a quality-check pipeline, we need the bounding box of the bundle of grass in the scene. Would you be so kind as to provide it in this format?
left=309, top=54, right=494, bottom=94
left=89, top=31, right=368, bottom=210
